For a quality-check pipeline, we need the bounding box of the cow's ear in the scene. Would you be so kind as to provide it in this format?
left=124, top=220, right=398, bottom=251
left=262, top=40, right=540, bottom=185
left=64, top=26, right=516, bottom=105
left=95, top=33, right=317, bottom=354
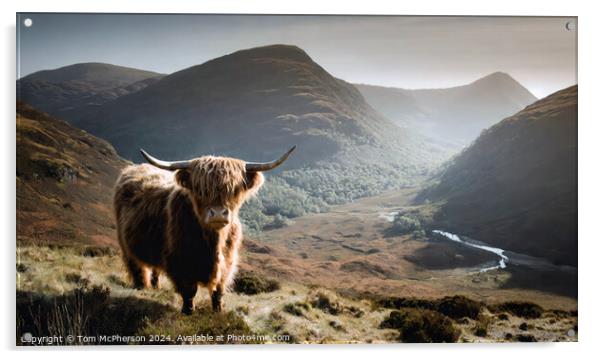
left=175, top=169, right=192, bottom=189
left=244, top=171, right=265, bottom=194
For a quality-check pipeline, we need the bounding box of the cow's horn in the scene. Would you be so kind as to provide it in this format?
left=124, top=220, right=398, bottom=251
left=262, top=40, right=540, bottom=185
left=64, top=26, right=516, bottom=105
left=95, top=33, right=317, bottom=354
left=140, top=149, right=192, bottom=171
left=245, top=146, right=297, bottom=172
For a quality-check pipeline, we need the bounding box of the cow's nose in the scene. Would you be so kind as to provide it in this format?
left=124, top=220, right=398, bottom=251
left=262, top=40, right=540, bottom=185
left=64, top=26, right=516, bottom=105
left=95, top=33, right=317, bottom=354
left=208, top=207, right=229, bottom=220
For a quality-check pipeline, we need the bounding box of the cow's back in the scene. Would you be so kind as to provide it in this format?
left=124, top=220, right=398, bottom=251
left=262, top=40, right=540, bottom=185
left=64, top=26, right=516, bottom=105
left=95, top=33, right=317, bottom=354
left=113, top=164, right=173, bottom=267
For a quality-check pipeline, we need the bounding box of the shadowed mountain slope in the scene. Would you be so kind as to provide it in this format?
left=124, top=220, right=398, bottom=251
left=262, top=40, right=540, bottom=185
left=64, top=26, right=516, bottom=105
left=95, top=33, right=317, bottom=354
left=17, top=63, right=163, bottom=125
left=417, top=85, right=577, bottom=266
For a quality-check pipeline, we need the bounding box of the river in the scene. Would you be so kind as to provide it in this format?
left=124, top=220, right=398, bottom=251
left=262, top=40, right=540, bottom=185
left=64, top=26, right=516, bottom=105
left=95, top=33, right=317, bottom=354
left=378, top=211, right=575, bottom=274
left=432, top=230, right=508, bottom=272
left=431, top=229, right=577, bottom=274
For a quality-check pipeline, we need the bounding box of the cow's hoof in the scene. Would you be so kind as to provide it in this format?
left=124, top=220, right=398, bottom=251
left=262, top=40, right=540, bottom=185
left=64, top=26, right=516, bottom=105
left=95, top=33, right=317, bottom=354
left=181, top=307, right=193, bottom=315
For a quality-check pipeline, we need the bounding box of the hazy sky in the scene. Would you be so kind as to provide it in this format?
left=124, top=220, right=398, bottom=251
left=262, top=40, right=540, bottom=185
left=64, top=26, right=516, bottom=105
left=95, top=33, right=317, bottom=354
left=17, top=14, right=577, bottom=98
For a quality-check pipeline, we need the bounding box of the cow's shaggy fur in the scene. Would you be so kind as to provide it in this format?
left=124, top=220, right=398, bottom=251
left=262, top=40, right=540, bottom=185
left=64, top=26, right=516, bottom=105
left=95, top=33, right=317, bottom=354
left=113, top=157, right=264, bottom=314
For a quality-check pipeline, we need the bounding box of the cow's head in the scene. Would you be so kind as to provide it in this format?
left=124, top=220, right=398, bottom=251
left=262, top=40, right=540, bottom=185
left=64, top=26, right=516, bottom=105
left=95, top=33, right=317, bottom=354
left=140, top=146, right=296, bottom=230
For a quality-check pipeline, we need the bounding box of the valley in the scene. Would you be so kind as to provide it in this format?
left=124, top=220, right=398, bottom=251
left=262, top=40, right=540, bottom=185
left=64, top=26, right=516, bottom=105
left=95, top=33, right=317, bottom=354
left=245, top=187, right=577, bottom=311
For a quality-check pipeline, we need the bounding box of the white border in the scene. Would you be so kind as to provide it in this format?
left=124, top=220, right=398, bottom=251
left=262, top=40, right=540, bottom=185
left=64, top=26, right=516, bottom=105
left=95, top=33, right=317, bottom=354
left=2, top=1, right=601, bottom=358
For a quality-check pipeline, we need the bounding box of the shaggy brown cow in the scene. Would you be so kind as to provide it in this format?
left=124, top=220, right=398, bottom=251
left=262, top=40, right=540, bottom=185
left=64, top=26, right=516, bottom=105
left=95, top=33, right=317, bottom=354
left=113, top=146, right=295, bottom=314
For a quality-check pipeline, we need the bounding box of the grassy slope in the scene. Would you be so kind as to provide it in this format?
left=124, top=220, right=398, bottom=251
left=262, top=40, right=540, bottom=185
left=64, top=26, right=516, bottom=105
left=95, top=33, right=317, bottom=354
left=17, top=102, right=129, bottom=247
left=17, top=244, right=577, bottom=344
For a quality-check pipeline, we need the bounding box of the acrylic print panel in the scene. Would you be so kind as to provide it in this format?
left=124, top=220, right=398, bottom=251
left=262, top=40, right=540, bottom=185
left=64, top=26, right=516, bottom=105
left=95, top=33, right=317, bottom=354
left=16, top=13, right=577, bottom=345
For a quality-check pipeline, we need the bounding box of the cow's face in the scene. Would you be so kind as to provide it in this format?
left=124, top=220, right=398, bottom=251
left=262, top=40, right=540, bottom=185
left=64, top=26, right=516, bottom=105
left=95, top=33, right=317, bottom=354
left=140, top=146, right=295, bottom=230
left=175, top=157, right=264, bottom=230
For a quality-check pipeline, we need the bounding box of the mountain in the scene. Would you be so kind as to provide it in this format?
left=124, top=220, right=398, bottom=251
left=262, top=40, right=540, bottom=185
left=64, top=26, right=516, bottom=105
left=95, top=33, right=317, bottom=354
left=356, top=72, right=537, bottom=147
left=17, top=63, right=164, bottom=125
left=77, top=44, right=446, bottom=170
left=416, top=85, right=577, bottom=266
left=17, top=102, right=129, bottom=247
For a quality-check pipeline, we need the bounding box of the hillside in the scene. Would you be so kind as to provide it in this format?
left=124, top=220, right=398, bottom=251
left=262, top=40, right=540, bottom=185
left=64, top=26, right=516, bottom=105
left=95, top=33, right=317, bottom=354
left=17, top=63, right=163, bottom=125
left=16, top=102, right=129, bottom=247
left=17, top=188, right=578, bottom=344
left=78, top=45, right=446, bottom=167
left=416, top=85, right=577, bottom=266
left=356, top=72, right=537, bottom=147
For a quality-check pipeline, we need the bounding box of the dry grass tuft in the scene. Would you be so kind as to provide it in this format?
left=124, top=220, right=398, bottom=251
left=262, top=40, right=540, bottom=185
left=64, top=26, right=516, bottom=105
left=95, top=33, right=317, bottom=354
left=380, top=308, right=460, bottom=343
left=233, top=271, right=280, bottom=295
left=489, top=301, right=544, bottom=319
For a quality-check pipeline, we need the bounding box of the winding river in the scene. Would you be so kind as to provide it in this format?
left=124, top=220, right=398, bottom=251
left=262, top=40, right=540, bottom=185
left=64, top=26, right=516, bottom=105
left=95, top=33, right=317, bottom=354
left=432, top=230, right=508, bottom=272
left=378, top=211, right=576, bottom=274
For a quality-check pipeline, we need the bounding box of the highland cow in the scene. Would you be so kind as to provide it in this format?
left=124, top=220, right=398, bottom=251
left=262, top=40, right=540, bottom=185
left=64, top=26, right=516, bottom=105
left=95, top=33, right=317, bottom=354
left=113, top=146, right=295, bottom=314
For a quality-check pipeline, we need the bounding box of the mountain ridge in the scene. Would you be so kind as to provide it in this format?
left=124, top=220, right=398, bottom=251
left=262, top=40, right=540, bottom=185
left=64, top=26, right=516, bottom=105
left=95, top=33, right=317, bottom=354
left=77, top=44, right=446, bottom=169
left=356, top=72, right=537, bottom=147
left=20, top=62, right=163, bottom=86
left=17, top=63, right=164, bottom=126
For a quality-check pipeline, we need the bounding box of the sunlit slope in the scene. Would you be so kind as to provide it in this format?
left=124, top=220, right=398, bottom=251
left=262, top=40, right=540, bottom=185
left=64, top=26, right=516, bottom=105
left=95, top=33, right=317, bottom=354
left=17, top=102, right=129, bottom=246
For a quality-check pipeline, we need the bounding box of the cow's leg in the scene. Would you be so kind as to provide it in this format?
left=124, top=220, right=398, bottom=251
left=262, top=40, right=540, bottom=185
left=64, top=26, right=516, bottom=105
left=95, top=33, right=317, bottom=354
left=176, top=282, right=197, bottom=315
left=124, top=256, right=147, bottom=289
left=150, top=269, right=161, bottom=289
left=211, top=285, right=224, bottom=312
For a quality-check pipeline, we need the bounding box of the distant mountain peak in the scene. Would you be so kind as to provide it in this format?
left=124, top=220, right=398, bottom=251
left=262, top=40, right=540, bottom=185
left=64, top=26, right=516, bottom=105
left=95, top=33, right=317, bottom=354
left=21, top=62, right=162, bottom=83
left=469, top=72, right=536, bottom=98
left=224, top=44, right=313, bottom=63
left=186, top=44, right=316, bottom=75
left=356, top=71, right=538, bottom=147
left=479, top=71, right=512, bottom=80
left=471, top=71, right=520, bottom=85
